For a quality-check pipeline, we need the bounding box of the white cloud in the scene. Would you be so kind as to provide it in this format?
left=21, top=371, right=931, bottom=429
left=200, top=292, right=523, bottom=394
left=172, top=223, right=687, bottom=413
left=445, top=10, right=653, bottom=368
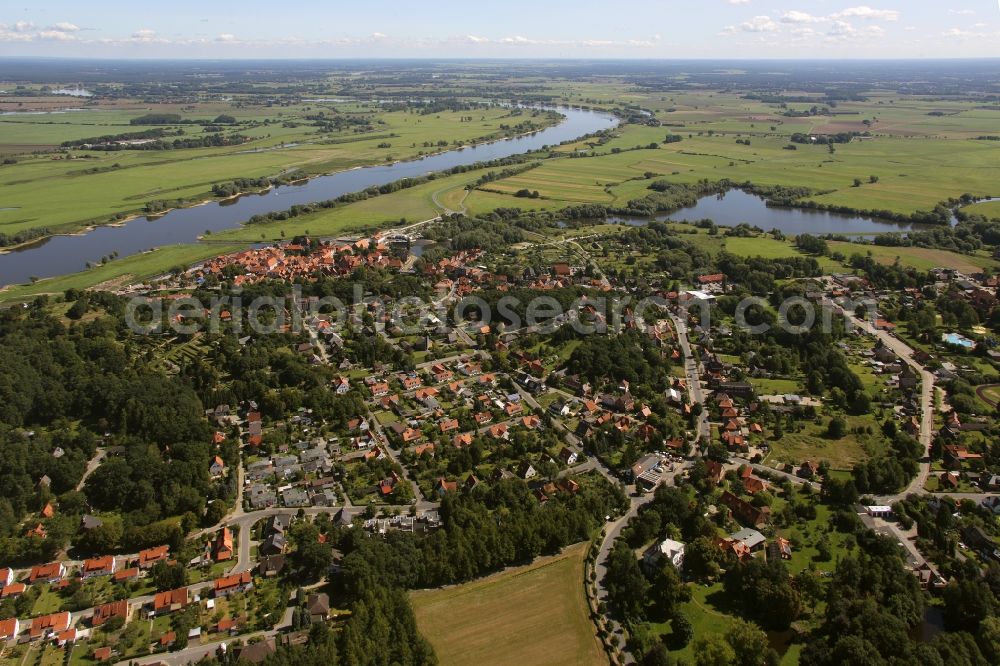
left=832, top=6, right=901, bottom=22
left=781, top=11, right=823, bottom=24
left=738, top=16, right=779, bottom=32
left=943, top=26, right=999, bottom=39
left=465, top=35, right=488, bottom=43
left=51, top=22, right=80, bottom=32
left=948, top=9, right=975, bottom=16
left=727, top=0, right=752, bottom=4
left=13, top=20, right=35, bottom=33
left=216, top=33, right=236, bottom=42
left=38, top=30, right=76, bottom=41
left=371, top=32, right=386, bottom=40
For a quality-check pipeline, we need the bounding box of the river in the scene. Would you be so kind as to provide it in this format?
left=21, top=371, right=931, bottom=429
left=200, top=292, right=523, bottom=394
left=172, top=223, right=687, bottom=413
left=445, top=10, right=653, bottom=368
left=0, top=106, right=618, bottom=287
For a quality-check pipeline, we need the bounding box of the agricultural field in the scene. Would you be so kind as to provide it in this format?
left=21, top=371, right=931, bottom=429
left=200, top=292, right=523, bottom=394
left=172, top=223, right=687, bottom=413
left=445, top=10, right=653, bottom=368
left=410, top=542, right=604, bottom=666
left=0, top=101, right=555, bottom=238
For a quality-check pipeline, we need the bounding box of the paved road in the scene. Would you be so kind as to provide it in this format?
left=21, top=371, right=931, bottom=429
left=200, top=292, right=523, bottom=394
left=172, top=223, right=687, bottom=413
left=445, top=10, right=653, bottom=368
left=670, top=313, right=709, bottom=444
left=838, top=307, right=935, bottom=499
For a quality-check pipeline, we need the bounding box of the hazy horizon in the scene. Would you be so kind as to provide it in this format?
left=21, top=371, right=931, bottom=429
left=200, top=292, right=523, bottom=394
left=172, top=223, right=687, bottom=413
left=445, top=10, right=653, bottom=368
left=1, top=1, right=999, bottom=59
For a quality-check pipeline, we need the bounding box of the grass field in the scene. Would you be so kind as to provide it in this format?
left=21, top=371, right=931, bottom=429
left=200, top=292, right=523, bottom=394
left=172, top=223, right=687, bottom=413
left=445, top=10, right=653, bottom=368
left=827, top=241, right=997, bottom=273
left=410, top=542, right=604, bottom=666
left=763, top=414, right=886, bottom=471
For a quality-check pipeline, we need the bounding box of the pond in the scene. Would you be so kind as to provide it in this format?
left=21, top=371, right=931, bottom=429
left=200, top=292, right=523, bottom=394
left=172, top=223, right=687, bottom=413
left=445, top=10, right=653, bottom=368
left=613, top=190, right=943, bottom=236
left=0, top=105, right=617, bottom=287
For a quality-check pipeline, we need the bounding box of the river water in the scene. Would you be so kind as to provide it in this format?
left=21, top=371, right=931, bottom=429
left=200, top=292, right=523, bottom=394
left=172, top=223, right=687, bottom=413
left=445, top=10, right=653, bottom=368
left=0, top=106, right=618, bottom=286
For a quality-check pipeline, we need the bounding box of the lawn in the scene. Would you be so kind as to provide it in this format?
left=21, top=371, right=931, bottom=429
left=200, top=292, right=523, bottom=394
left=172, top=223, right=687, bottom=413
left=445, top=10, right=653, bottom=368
left=750, top=377, right=802, bottom=396
left=410, top=542, right=604, bottom=666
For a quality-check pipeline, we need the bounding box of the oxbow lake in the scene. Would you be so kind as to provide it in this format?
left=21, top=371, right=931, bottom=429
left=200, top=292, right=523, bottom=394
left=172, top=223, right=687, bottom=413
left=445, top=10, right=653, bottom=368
left=613, top=189, right=944, bottom=237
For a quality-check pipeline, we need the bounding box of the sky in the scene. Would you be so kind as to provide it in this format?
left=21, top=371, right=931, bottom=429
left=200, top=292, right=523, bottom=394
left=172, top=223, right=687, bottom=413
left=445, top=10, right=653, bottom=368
left=0, top=1, right=998, bottom=59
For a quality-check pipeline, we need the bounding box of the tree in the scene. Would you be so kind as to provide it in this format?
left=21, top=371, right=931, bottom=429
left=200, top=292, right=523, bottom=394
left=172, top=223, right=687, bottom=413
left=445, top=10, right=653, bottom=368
left=605, top=541, right=649, bottom=621
left=979, top=616, right=1000, bottom=663
left=684, top=536, right=724, bottom=581
left=726, top=619, right=778, bottom=666
left=150, top=560, right=187, bottom=592
left=650, top=562, right=691, bottom=619
left=693, top=634, right=736, bottom=666
left=826, top=417, right=847, bottom=439
left=669, top=613, right=694, bottom=649
left=642, top=643, right=676, bottom=666
left=291, top=523, right=332, bottom=583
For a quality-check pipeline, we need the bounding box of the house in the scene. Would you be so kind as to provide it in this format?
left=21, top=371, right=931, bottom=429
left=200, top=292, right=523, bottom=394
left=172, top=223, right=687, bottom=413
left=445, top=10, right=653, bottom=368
left=518, top=461, right=537, bottom=480
left=434, top=478, right=458, bottom=496
left=282, top=488, right=311, bottom=508
left=29, top=612, right=71, bottom=639
left=939, top=471, right=960, bottom=490
left=414, top=443, right=436, bottom=458
left=235, top=638, right=277, bottom=664
left=0, top=618, right=18, bottom=641
left=138, top=545, right=170, bottom=569
left=743, top=476, right=769, bottom=495
left=642, top=538, right=685, bottom=571
left=306, top=593, right=330, bottom=621
left=630, top=454, right=660, bottom=481
left=961, top=526, right=998, bottom=560
left=55, top=628, right=77, bottom=646
left=215, top=616, right=243, bottom=635
left=453, top=432, right=473, bottom=448
left=1, top=582, right=26, bottom=599
left=29, top=562, right=65, bottom=584
left=489, top=423, right=509, bottom=440
left=0, top=568, right=12, bottom=587
left=797, top=461, right=820, bottom=479
left=82, top=555, right=116, bottom=579
left=214, top=571, right=253, bottom=597
left=260, top=533, right=287, bottom=557
left=559, top=447, right=579, bottom=466
left=767, top=537, right=793, bottom=561
left=258, top=554, right=287, bottom=578
left=214, top=528, right=234, bottom=562
left=548, top=401, right=571, bottom=417
left=159, top=631, right=177, bottom=648
left=705, top=460, right=725, bottom=486
left=92, top=647, right=112, bottom=662
left=720, top=491, right=770, bottom=528
left=152, top=587, right=189, bottom=615
left=210, top=456, right=226, bottom=477
left=731, top=528, right=767, bottom=553
left=113, top=568, right=139, bottom=584
left=91, top=600, right=130, bottom=627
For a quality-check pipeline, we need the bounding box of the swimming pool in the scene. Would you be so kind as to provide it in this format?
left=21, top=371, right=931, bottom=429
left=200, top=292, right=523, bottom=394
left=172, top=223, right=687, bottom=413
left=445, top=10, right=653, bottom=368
left=943, top=333, right=975, bottom=349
